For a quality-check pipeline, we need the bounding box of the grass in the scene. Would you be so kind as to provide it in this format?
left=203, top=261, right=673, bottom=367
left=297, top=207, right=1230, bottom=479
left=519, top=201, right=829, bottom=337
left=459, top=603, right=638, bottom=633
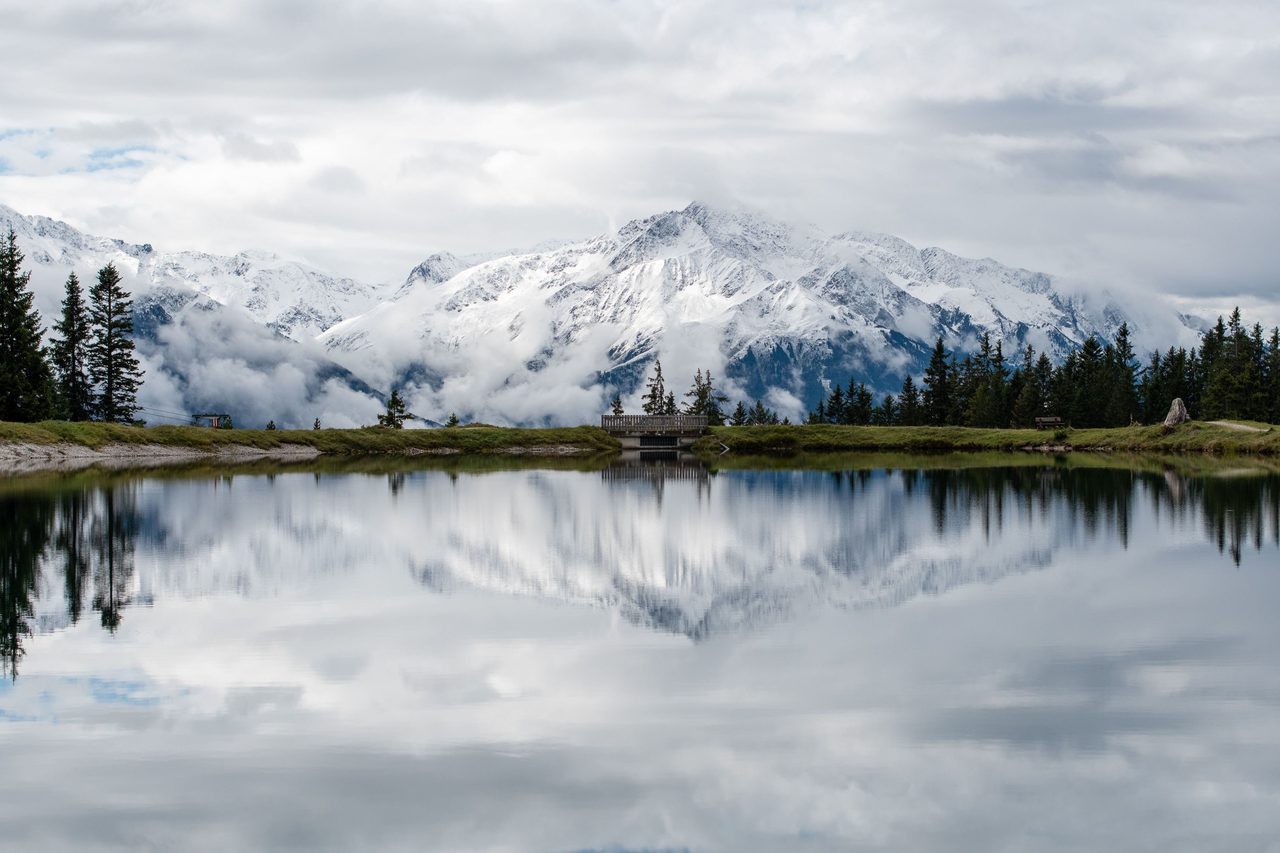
left=0, top=421, right=620, bottom=455
left=4, top=419, right=1280, bottom=469
left=693, top=421, right=1280, bottom=457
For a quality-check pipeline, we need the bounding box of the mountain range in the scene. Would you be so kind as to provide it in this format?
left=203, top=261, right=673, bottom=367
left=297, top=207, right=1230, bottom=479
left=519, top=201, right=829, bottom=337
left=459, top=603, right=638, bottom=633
left=1, top=201, right=1202, bottom=427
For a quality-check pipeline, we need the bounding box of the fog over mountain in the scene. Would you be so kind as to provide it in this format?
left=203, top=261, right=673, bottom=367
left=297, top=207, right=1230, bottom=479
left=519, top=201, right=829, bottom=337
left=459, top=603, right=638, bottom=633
left=3, top=201, right=1201, bottom=426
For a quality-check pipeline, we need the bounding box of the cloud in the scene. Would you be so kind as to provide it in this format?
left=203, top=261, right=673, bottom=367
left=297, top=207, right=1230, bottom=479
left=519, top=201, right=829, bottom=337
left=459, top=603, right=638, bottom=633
left=0, top=0, right=1276, bottom=322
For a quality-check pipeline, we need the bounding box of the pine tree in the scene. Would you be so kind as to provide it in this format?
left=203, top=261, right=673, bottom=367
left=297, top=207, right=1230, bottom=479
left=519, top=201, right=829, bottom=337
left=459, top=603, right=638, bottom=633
left=49, top=273, right=93, bottom=420
left=377, top=389, right=409, bottom=428
left=898, top=375, right=922, bottom=426
left=682, top=368, right=729, bottom=424
left=663, top=390, right=677, bottom=415
left=610, top=394, right=624, bottom=416
left=445, top=412, right=460, bottom=427
left=0, top=228, right=54, bottom=422
left=86, top=263, right=142, bottom=423
left=874, top=394, right=898, bottom=425
left=313, top=417, right=321, bottom=430
left=641, top=359, right=666, bottom=415
left=1268, top=328, right=1280, bottom=423
left=730, top=400, right=748, bottom=426
left=849, top=382, right=874, bottom=425
left=748, top=399, right=776, bottom=425
left=825, top=385, right=845, bottom=424
left=922, top=337, right=952, bottom=426
left=265, top=420, right=277, bottom=431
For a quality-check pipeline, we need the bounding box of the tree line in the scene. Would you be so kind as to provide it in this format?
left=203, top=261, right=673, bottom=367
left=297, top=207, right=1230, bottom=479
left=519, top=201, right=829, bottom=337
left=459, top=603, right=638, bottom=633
left=809, top=311, right=1280, bottom=428
left=0, top=228, right=143, bottom=424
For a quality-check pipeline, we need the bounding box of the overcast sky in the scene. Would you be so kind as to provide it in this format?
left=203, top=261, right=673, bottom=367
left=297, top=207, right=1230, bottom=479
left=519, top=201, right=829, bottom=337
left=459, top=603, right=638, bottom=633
left=2, top=0, right=1278, bottom=323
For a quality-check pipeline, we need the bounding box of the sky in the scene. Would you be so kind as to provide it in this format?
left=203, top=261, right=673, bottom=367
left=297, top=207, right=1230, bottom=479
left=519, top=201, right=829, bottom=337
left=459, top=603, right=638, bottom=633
left=1, top=0, right=1278, bottom=324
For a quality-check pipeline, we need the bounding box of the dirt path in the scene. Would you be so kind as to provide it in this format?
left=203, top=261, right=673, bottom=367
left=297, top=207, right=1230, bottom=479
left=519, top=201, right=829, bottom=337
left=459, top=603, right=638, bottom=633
left=1207, top=421, right=1270, bottom=433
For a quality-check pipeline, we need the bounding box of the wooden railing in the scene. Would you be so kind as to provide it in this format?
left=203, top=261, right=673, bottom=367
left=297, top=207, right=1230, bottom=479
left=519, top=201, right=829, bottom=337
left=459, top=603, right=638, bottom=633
left=601, top=414, right=709, bottom=435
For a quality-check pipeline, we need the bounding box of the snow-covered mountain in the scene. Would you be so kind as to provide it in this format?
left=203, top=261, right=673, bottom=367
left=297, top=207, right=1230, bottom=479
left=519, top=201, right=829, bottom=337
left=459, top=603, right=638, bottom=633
left=321, top=202, right=1201, bottom=423
left=3, top=200, right=1202, bottom=426
left=0, top=204, right=385, bottom=428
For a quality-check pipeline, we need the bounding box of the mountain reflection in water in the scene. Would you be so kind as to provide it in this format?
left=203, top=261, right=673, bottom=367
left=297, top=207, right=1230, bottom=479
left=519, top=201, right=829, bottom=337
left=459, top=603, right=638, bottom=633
left=3, top=457, right=1280, bottom=852
left=2, top=459, right=1277, bottom=678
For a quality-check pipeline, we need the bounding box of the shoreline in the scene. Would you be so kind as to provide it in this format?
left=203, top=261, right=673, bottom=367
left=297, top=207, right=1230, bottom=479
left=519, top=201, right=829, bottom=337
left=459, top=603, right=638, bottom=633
left=2, top=420, right=1278, bottom=475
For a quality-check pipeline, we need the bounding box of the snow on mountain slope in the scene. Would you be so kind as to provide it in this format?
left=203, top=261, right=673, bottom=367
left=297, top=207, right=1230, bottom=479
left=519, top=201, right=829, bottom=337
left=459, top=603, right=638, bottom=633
left=0, top=204, right=384, bottom=428
left=0, top=204, right=390, bottom=341
left=322, top=202, right=1201, bottom=425
left=2, top=200, right=1203, bottom=427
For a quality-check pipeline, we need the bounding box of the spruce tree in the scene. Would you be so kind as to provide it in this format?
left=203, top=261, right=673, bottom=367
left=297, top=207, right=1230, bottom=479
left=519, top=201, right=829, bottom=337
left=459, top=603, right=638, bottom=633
left=682, top=368, right=728, bottom=424
left=641, top=359, right=666, bottom=415
left=0, top=228, right=54, bottom=422
left=49, top=272, right=93, bottom=420
left=265, top=420, right=277, bottom=430
left=377, top=389, right=409, bottom=428
left=610, top=394, right=624, bottom=416
left=445, top=412, right=460, bottom=427
left=898, top=375, right=922, bottom=426
left=663, top=390, right=677, bottom=415
left=731, top=400, right=748, bottom=426
left=825, top=385, right=845, bottom=424
left=922, top=337, right=952, bottom=426
left=86, top=263, right=142, bottom=423
left=313, top=417, right=322, bottom=430
left=1268, top=328, right=1280, bottom=423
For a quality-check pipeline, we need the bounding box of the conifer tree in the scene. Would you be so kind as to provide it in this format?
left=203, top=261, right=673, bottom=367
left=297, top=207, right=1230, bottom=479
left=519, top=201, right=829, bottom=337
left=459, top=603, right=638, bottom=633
left=641, top=359, right=666, bottom=415
left=377, top=389, right=409, bottom=428
left=825, top=385, right=845, bottom=424
left=313, top=417, right=321, bottom=430
left=849, top=382, right=874, bottom=425
left=731, top=400, right=748, bottom=426
left=874, top=394, right=898, bottom=425
left=663, top=390, right=678, bottom=415
left=922, top=337, right=952, bottom=426
left=265, top=420, right=277, bottom=431
left=610, top=394, right=624, bottom=416
left=682, top=368, right=729, bottom=424
left=0, top=228, right=54, bottom=422
left=49, top=272, right=93, bottom=420
left=1268, top=328, right=1280, bottom=423
left=86, top=263, right=142, bottom=423
left=445, top=412, right=460, bottom=427
left=897, top=375, right=922, bottom=426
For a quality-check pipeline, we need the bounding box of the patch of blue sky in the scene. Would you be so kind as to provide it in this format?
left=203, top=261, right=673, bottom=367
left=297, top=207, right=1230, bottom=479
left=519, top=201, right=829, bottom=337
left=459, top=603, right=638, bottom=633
left=75, top=144, right=158, bottom=173
left=85, top=676, right=160, bottom=707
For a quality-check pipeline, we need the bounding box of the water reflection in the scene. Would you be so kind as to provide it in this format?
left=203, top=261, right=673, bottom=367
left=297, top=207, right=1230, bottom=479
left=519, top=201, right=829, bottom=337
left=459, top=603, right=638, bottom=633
left=3, top=458, right=1280, bottom=850
left=0, top=459, right=1277, bottom=679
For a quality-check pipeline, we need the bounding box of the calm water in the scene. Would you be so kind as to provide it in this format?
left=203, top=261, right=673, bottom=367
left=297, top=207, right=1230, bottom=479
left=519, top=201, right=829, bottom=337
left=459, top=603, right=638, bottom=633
left=2, top=455, right=1279, bottom=852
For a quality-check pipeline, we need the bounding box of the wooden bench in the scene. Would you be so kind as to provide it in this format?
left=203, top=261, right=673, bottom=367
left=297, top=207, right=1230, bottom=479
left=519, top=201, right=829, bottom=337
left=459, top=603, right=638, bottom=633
left=1035, top=416, right=1065, bottom=430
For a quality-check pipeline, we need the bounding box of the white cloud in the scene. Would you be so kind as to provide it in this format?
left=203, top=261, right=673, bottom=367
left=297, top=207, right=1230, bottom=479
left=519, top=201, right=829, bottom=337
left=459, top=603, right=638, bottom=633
left=0, top=0, right=1277, bottom=319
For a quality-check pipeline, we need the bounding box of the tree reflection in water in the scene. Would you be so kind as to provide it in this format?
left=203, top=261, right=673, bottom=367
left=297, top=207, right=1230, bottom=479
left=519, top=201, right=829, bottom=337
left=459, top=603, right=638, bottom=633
left=1, top=484, right=139, bottom=678
left=0, top=464, right=1277, bottom=679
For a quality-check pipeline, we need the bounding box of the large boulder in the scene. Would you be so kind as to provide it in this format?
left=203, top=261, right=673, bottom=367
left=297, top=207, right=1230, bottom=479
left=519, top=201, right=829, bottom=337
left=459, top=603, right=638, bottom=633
left=1163, top=398, right=1189, bottom=428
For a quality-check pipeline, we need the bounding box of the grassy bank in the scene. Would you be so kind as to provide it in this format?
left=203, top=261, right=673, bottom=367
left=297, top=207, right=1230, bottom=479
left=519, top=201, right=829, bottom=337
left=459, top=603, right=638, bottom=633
left=4, top=419, right=1280, bottom=467
left=0, top=421, right=620, bottom=455
left=694, top=421, right=1280, bottom=457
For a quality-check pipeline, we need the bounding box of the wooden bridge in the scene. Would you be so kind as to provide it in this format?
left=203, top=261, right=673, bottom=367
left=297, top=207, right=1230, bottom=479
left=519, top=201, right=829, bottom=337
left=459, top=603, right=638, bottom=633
left=601, top=414, right=709, bottom=449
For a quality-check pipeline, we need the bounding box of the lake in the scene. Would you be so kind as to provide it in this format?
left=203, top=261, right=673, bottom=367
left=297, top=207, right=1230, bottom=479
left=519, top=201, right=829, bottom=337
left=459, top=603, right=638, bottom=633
left=2, top=454, right=1279, bottom=851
